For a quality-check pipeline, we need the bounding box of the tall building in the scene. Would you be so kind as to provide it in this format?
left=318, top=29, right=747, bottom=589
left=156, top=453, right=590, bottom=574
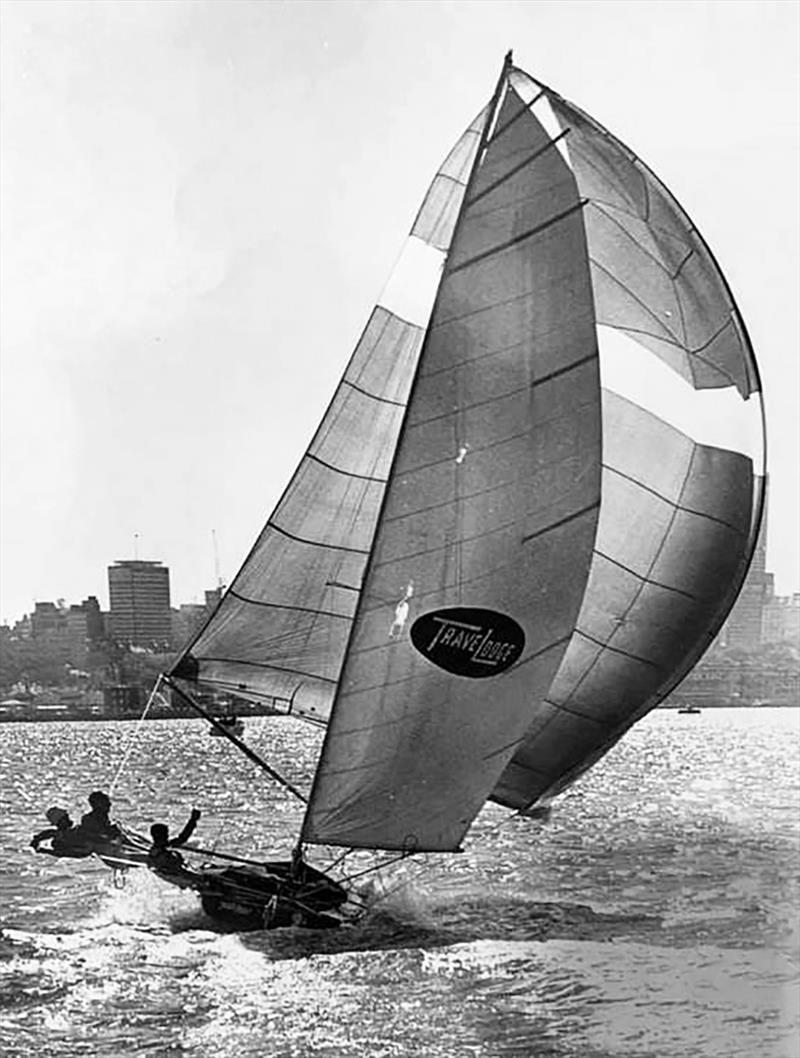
left=763, top=592, right=800, bottom=646
left=720, top=498, right=770, bottom=649
left=108, top=560, right=171, bottom=649
left=29, top=596, right=103, bottom=669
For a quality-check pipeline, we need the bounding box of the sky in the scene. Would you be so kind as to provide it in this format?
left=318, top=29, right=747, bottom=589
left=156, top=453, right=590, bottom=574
left=1, top=0, right=798, bottom=623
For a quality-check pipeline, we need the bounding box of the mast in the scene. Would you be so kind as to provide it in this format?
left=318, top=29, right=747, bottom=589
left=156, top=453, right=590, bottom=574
left=297, top=52, right=515, bottom=852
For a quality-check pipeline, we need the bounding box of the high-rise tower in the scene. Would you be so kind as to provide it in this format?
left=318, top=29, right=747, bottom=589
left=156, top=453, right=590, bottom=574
left=108, top=560, right=171, bottom=649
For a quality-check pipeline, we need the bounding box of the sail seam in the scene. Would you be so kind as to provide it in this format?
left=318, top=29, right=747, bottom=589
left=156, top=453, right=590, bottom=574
left=544, top=699, right=611, bottom=726
left=574, top=628, right=663, bottom=671
left=610, top=315, right=737, bottom=362
left=411, top=352, right=597, bottom=427
left=308, top=451, right=388, bottom=483
left=192, top=656, right=338, bottom=683
left=267, top=521, right=370, bottom=555
left=467, top=183, right=574, bottom=223
left=227, top=588, right=354, bottom=621
left=590, top=258, right=682, bottom=344
left=423, top=326, right=594, bottom=380
left=566, top=138, right=648, bottom=219
left=384, top=423, right=597, bottom=517
left=521, top=501, right=600, bottom=545
left=589, top=201, right=691, bottom=281
left=433, top=282, right=595, bottom=330
left=467, top=129, right=571, bottom=207
left=582, top=192, right=695, bottom=254
left=592, top=548, right=700, bottom=602
left=671, top=247, right=695, bottom=281
left=510, top=634, right=572, bottom=670
left=343, top=378, right=406, bottom=407
left=604, top=464, right=748, bottom=538
left=371, top=516, right=519, bottom=566
left=489, top=88, right=544, bottom=141
left=448, top=198, right=588, bottom=274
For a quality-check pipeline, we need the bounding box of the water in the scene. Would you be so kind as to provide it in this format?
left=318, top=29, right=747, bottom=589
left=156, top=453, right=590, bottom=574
left=0, top=708, right=797, bottom=1057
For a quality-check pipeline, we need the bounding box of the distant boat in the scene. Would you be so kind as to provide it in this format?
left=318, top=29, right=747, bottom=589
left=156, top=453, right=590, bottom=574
left=677, top=705, right=702, bottom=715
left=37, top=51, right=765, bottom=931
left=210, top=716, right=245, bottom=738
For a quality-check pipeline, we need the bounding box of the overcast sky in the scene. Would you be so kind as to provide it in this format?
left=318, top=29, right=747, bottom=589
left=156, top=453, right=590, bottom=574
left=1, top=0, right=798, bottom=623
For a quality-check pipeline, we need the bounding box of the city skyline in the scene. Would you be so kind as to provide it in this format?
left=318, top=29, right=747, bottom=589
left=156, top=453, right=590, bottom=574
left=2, top=3, right=798, bottom=623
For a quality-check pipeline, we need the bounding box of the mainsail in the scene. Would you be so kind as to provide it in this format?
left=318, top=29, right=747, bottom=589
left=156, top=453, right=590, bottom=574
left=173, top=55, right=765, bottom=856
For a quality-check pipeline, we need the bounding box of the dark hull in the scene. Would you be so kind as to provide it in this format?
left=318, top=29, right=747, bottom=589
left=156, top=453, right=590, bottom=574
left=173, top=861, right=347, bottom=930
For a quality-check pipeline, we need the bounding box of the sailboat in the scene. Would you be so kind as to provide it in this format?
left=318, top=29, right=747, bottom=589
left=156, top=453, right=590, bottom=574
left=42, top=53, right=766, bottom=930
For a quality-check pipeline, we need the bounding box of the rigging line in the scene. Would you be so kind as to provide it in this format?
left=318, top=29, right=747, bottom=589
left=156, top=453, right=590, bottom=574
left=336, top=849, right=419, bottom=887
left=165, top=677, right=308, bottom=804
left=108, top=675, right=162, bottom=798
left=182, top=844, right=297, bottom=869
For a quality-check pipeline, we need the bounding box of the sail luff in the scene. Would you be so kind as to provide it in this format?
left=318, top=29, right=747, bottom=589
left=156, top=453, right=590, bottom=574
left=298, top=53, right=514, bottom=850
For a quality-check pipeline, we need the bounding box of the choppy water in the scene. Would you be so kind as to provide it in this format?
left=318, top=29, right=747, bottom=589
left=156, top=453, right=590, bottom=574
left=0, top=708, right=798, bottom=1057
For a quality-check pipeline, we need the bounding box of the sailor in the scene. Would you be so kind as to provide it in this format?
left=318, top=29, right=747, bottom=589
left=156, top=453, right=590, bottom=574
left=77, top=790, right=122, bottom=842
left=30, top=807, right=92, bottom=858
left=147, top=808, right=202, bottom=885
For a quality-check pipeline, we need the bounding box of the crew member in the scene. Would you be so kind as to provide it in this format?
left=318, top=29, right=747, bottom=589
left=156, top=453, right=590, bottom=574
left=30, top=807, right=92, bottom=858
left=78, top=791, right=122, bottom=842
left=147, top=808, right=202, bottom=887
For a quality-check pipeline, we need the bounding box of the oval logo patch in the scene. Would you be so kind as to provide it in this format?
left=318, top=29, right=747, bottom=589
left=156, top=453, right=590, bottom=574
left=409, top=607, right=525, bottom=678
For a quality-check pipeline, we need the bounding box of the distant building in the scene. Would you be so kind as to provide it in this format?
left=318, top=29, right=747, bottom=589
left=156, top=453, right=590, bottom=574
left=205, top=587, right=223, bottom=610
left=29, top=596, right=103, bottom=668
left=763, top=592, right=800, bottom=646
left=171, top=587, right=224, bottom=651
left=108, top=560, right=171, bottom=649
left=720, top=500, right=770, bottom=649
left=172, top=603, right=207, bottom=650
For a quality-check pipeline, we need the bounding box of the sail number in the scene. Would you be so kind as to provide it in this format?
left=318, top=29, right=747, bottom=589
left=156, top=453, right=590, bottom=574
left=409, top=607, right=525, bottom=678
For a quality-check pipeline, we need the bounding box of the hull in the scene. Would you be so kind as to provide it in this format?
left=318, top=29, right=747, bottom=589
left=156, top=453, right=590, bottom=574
left=157, top=859, right=348, bottom=930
